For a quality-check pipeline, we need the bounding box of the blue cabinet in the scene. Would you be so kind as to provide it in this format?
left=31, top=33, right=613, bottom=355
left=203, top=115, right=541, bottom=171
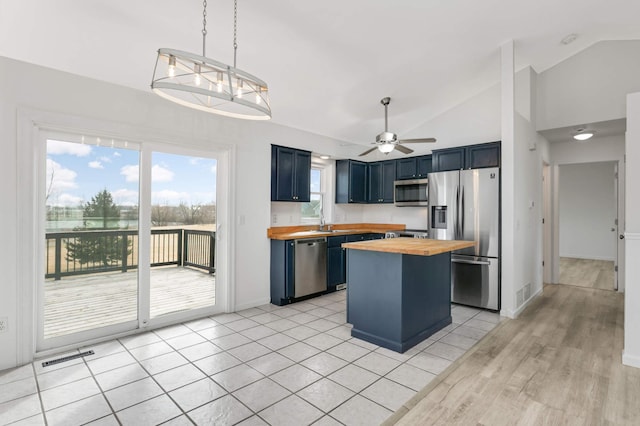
left=432, top=147, right=465, bottom=172
left=271, top=145, right=311, bottom=202
left=416, top=155, right=433, bottom=177
left=396, top=155, right=432, bottom=180
left=432, top=142, right=500, bottom=172
left=327, top=236, right=347, bottom=290
left=368, top=160, right=396, bottom=203
left=336, top=160, right=368, bottom=203
left=270, top=239, right=295, bottom=305
left=466, top=142, right=500, bottom=169
left=396, top=158, right=418, bottom=180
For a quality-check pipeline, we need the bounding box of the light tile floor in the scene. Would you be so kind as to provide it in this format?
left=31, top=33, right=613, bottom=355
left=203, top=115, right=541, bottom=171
left=0, top=290, right=501, bottom=426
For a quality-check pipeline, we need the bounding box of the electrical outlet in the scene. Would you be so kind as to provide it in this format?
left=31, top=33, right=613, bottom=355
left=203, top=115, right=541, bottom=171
left=272, top=214, right=278, bottom=224
left=0, top=317, right=7, bottom=333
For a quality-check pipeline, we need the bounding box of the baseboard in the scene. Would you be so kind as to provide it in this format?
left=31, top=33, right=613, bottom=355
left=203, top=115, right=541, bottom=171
left=559, top=254, right=615, bottom=261
left=234, top=298, right=271, bottom=312
left=622, top=350, right=640, bottom=369
left=501, top=286, right=543, bottom=319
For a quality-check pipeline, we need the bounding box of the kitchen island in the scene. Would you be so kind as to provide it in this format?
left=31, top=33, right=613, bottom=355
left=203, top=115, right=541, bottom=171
left=342, top=237, right=475, bottom=353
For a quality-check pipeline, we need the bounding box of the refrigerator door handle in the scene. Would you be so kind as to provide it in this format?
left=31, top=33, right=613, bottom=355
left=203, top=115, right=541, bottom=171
left=454, top=185, right=460, bottom=238
left=461, top=186, right=465, bottom=237
left=451, top=258, right=491, bottom=266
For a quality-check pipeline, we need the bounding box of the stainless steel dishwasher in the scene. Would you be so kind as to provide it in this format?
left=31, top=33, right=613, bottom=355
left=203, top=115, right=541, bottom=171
left=294, top=238, right=327, bottom=298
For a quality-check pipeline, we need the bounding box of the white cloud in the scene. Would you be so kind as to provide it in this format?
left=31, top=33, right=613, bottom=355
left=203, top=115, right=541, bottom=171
left=120, top=164, right=174, bottom=183
left=88, top=161, right=103, bottom=169
left=47, top=140, right=92, bottom=157
left=112, top=188, right=139, bottom=206
left=113, top=152, right=122, bottom=157
left=189, top=158, right=201, bottom=165
left=121, top=164, right=139, bottom=182
left=46, top=158, right=78, bottom=192
left=100, top=156, right=112, bottom=163
left=152, top=165, right=174, bottom=182
left=210, top=164, right=217, bottom=174
left=47, top=192, right=83, bottom=207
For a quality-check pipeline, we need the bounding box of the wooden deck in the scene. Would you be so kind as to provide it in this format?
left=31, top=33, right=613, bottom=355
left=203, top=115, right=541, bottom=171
left=44, top=266, right=215, bottom=339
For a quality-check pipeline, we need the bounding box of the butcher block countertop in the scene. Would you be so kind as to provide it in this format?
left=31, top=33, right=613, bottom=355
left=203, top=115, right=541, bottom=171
left=267, top=223, right=405, bottom=240
left=342, top=237, right=475, bottom=256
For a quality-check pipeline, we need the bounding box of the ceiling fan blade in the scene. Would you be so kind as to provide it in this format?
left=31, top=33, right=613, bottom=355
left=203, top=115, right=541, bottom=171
left=398, top=137, right=437, bottom=144
left=395, top=145, right=414, bottom=155
left=358, top=147, right=378, bottom=157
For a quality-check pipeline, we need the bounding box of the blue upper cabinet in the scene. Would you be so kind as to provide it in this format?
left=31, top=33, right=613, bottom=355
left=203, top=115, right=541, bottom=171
left=271, top=145, right=311, bottom=202
left=396, top=158, right=418, bottom=180
left=432, top=147, right=465, bottom=172
left=416, top=155, right=432, bottom=178
left=368, top=160, right=396, bottom=203
left=336, top=159, right=368, bottom=203
left=396, top=155, right=431, bottom=180
left=432, top=142, right=500, bottom=172
left=465, top=142, right=500, bottom=169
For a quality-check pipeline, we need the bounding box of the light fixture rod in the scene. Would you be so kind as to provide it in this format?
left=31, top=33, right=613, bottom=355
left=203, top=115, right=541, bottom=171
left=233, top=0, right=238, bottom=68
left=381, top=97, right=390, bottom=132
left=202, top=0, right=208, bottom=57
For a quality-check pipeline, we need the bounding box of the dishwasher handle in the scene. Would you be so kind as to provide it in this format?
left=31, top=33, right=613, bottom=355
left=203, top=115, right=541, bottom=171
left=452, top=257, right=491, bottom=266
left=295, top=238, right=327, bottom=246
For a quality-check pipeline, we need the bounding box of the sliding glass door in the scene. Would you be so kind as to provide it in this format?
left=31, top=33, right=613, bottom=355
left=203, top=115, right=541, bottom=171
left=39, top=133, right=220, bottom=351
left=42, top=135, right=140, bottom=348
left=149, top=152, right=217, bottom=318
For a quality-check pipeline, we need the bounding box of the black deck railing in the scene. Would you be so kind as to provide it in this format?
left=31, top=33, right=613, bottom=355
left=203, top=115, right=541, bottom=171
left=45, top=228, right=215, bottom=280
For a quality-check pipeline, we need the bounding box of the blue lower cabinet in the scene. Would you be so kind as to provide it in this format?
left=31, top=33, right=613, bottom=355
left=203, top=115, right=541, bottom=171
left=327, top=236, right=347, bottom=291
left=270, top=240, right=295, bottom=305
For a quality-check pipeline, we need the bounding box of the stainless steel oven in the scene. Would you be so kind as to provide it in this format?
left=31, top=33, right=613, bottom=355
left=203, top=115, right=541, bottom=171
left=394, top=178, right=429, bottom=206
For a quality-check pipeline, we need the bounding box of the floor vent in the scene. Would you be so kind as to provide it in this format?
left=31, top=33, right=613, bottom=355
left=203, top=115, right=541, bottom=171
left=42, top=350, right=95, bottom=367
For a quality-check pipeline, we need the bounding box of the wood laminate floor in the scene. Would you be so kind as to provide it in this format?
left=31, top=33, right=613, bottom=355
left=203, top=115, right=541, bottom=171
left=387, top=284, right=640, bottom=425
left=559, top=257, right=615, bottom=290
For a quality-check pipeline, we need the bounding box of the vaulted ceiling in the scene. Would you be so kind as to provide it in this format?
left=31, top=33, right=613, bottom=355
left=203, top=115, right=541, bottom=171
left=1, top=0, right=639, bottom=147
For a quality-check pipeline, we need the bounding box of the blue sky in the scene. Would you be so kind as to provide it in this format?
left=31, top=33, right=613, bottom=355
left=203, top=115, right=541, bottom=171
left=46, top=140, right=217, bottom=207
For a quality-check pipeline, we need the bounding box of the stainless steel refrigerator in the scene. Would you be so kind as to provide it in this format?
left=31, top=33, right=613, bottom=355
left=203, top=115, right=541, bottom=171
left=428, top=168, right=500, bottom=310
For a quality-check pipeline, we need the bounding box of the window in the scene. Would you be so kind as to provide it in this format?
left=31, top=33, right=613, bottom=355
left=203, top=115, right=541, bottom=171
left=301, top=167, right=323, bottom=221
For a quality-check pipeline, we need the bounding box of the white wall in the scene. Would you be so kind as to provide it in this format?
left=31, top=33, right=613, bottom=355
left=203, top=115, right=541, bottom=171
left=0, top=56, right=347, bottom=370
left=558, top=162, right=617, bottom=260
left=537, top=40, right=640, bottom=131
left=624, top=92, right=640, bottom=368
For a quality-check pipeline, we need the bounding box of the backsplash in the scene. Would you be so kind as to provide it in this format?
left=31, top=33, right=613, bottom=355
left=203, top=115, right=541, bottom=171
left=271, top=201, right=428, bottom=229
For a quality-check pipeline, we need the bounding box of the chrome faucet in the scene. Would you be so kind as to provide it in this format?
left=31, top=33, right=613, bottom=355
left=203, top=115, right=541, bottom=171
left=319, top=209, right=326, bottom=231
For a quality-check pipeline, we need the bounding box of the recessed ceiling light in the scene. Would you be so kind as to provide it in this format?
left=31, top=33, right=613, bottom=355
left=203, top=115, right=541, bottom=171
left=561, top=33, right=578, bottom=45
left=573, top=132, right=594, bottom=141
left=573, top=127, right=594, bottom=140
left=319, top=155, right=330, bottom=160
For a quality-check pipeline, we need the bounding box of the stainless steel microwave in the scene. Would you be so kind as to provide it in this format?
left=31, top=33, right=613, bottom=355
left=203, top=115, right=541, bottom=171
left=394, top=178, right=429, bottom=206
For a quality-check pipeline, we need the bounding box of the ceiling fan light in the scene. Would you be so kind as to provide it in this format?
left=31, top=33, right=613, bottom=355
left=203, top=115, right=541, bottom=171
left=378, top=143, right=395, bottom=154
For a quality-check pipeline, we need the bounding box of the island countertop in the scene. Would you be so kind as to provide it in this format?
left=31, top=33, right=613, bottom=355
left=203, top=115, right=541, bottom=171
left=342, top=237, right=475, bottom=256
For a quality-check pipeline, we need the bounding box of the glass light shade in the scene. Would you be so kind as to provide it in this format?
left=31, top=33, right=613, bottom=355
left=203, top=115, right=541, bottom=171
left=378, top=143, right=395, bottom=153
left=151, top=48, right=271, bottom=120
left=573, top=132, right=594, bottom=141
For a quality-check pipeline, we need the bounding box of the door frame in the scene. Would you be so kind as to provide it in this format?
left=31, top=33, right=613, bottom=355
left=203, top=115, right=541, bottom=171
left=16, top=108, right=234, bottom=361
left=551, top=159, right=624, bottom=291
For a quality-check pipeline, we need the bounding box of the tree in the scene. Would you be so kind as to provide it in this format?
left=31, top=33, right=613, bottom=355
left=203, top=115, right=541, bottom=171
left=65, top=189, right=130, bottom=267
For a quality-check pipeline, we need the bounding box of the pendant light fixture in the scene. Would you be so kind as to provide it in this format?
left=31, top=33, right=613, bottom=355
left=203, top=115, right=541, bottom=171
left=151, top=0, right=271, bottom=120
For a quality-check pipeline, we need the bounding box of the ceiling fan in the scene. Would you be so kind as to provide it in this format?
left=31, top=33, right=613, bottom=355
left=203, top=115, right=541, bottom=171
left=359, top=97, right=436, bottom=156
